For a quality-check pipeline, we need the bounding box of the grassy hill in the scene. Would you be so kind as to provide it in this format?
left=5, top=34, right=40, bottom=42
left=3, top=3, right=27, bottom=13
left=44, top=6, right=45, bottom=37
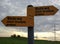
left=0, top=37, right=60, bottom=44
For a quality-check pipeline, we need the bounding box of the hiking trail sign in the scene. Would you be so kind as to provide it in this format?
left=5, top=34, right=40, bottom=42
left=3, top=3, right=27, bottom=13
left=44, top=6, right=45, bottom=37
left=1, top=16, right=34, bottom=27
left=27, top=5, right=58, bottom=16
left=1, top=5, right=58, bottom=27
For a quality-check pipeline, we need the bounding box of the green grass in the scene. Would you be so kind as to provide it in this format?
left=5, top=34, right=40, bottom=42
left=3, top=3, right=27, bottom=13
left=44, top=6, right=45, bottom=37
left=35, top=40, right=60, bottom=44
left=0, top=37, right=27, bottom=44
left=0, top=37, right=60, bottom=44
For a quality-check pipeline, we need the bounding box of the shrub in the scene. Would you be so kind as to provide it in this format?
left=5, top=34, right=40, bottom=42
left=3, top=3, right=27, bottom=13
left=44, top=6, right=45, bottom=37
left=11, top=34, right=16, bottom=38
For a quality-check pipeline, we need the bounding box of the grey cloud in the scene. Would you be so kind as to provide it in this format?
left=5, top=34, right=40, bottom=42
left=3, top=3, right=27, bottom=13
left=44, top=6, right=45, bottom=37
left=31, top=0, right=53, bottom=6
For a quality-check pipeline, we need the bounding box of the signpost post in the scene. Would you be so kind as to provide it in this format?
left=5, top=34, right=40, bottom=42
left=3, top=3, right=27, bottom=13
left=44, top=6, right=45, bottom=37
left=27, top=5, right=34, bottom=44
left=28, top=27, right=34, bottom=44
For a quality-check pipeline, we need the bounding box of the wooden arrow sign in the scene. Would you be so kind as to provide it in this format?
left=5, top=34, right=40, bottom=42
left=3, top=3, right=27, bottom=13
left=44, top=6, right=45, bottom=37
left=1, top=16, right=34, bottom=27
left=27, top=5, right=58, bottom=16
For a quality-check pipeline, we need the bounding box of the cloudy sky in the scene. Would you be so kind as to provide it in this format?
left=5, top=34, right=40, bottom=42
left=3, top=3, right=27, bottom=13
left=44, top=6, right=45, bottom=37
left=0, top=0, right=60, bottom=37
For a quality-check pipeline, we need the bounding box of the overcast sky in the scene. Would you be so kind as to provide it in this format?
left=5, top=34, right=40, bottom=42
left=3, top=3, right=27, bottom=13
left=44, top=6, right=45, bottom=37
left=0, top=0, right=60, bottom=36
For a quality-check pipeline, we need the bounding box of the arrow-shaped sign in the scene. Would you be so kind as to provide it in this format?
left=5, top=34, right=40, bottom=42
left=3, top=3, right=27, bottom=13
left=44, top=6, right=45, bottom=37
left=1, top=5, right=59, bottom=27
left=27, top=5, right=58, bottom=16
left=1, top=16, right=34, bottom=27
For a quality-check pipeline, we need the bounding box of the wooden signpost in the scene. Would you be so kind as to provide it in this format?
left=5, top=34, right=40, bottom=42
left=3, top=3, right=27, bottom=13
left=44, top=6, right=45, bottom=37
left=1, top=5, right=59, bottom=44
